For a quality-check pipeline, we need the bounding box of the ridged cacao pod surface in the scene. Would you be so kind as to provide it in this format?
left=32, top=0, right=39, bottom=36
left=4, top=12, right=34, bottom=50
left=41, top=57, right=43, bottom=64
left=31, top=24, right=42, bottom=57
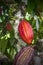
left=13, top=46, right=34, bottom=65
left=18, top=20, right=34, bottom=44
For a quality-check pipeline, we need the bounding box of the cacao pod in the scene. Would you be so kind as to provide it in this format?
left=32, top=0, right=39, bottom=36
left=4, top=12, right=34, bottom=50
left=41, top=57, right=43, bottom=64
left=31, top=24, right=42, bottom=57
left=6, top=23, right=12, bottom=31
left=18, top=20, right=34, bottom=44
left=13, top=46, right=34, bottom=65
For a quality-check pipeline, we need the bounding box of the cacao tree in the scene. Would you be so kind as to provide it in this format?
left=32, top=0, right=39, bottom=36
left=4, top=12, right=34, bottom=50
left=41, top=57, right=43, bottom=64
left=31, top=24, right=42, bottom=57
left=0, top=0, right=43, bottom=65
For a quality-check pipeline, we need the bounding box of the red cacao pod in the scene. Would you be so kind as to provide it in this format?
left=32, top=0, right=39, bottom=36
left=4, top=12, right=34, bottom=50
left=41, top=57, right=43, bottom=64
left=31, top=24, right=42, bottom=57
left=6, top=23, right=12, bottom=31
left=18, top=20, right=34, bottom=44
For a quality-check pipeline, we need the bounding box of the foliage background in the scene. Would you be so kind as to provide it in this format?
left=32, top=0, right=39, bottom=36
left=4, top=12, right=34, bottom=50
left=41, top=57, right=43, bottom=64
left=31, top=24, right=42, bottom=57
left=0, top=0, right=43, bottom=65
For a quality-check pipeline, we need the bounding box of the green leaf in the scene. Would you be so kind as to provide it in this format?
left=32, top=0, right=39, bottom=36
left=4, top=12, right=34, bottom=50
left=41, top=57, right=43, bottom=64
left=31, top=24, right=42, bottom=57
left=0, top=17, right=2, bottom=23
left=27, top=0, right=43, bottom=13
left=0, top=39, right=8, bottom=53
left=27, top=0, right=36, bottom=13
